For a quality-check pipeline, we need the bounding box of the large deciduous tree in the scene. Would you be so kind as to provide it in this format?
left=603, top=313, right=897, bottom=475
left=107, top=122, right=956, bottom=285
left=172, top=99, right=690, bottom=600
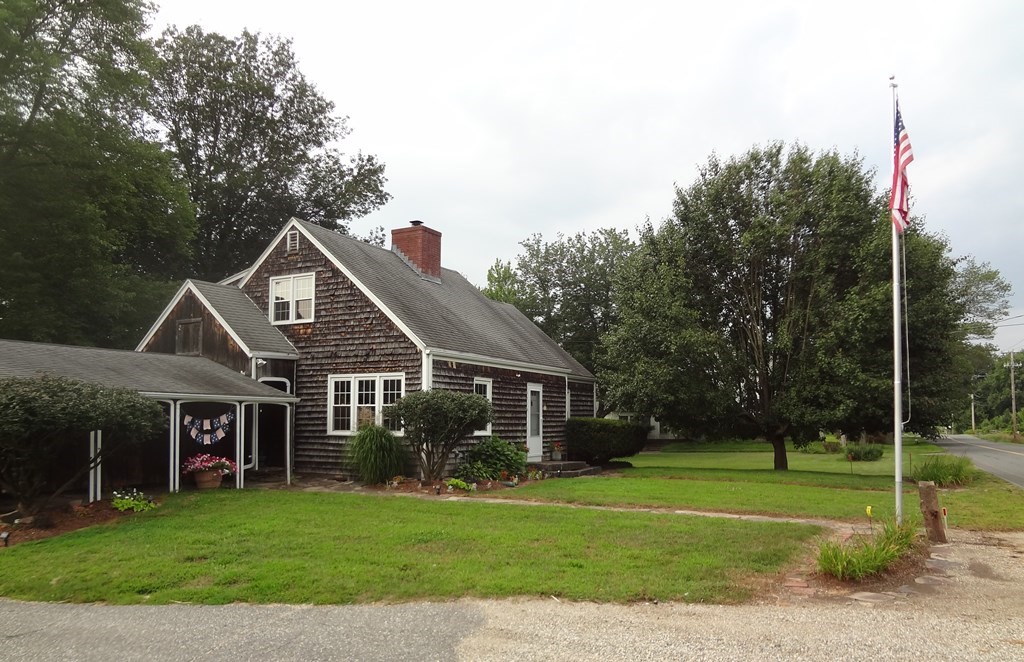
left=602, top=143, right=974, bottom=469
left=0, top=0, right=196, bottom=348
left=482, top=229, right=634, bottom=377
left=150, top=26, right=391, bottom=280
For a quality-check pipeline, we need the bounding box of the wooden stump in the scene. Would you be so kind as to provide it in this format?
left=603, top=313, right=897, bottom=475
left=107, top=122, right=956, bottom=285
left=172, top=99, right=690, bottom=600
left=918, top=481, right=947, bottom=543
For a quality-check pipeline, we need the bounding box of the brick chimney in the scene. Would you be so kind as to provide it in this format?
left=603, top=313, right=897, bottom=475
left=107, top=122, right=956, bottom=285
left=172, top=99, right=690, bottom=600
left=391, top=220, right=441, bottom=280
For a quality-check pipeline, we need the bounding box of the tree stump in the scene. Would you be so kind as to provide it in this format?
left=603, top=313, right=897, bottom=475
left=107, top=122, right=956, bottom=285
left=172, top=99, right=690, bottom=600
left=918, top=481, right=947, bottom=543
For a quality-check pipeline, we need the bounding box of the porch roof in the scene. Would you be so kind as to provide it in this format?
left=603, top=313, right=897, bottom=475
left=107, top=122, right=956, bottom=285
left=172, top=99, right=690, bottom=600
left=0, top=339, right=297, bottom=402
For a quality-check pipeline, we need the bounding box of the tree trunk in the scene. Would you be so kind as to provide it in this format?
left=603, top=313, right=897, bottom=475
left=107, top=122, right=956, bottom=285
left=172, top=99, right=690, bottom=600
left=770, top=434, right=789, bottom=471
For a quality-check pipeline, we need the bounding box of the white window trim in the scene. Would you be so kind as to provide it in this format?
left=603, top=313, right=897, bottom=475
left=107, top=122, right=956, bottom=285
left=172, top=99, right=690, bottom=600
left=327, top=373, right=405, bottom=436
left=473, top=377, right=493, bottom=436
left=270, top=272, right=315, bottom=325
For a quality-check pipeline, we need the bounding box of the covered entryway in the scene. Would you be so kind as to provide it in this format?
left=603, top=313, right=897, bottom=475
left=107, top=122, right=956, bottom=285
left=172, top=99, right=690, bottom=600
left=0, top=339, right=298, bottom=501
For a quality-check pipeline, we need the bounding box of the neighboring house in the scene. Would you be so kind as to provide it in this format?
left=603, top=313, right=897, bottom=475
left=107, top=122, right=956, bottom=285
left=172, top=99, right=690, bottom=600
left=139, top=218, right=597, bottom=477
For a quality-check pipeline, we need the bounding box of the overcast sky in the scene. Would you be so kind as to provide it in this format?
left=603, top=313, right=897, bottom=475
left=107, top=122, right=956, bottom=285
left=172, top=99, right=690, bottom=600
left=153, top=0, right=1024, bottom=349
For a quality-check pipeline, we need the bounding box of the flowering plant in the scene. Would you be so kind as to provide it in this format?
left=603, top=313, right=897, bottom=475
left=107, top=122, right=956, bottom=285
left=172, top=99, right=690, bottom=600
left=553, top=442, right=565, bottom=452
left=111, top=488, right=156, bottom=512
left=181, top=453, right=237, bottom=476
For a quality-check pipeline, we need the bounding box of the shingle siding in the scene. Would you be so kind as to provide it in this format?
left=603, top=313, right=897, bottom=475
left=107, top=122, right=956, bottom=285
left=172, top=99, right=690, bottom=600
left=244, top=232, right=421, bottom=475
left=138, top=290, right=251, bottom=374
left=432, top=359, right=567, bottom=458
left=568, top=380, right=597, bottom=418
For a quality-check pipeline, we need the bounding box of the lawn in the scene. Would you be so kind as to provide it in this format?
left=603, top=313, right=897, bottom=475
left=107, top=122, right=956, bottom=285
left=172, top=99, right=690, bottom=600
left=0, top=490, right=820, bottom=605
left=496, top=441, right=1024, bottom=530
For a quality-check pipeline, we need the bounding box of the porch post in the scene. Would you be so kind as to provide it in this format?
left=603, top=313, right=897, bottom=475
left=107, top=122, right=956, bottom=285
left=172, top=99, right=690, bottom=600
left=286, top=403, right=293, bottom=486
left=88, top=430, right=102, bottom=504
left=235, top=401, right=243, bottom=489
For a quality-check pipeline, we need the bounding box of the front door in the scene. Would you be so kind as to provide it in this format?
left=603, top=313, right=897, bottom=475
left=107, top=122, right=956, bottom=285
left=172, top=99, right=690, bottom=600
left=526, top=383, right=543, bottom=461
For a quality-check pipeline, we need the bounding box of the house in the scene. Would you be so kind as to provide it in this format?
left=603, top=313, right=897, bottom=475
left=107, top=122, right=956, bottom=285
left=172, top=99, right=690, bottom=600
left=139, top=218, right=597, bottom=478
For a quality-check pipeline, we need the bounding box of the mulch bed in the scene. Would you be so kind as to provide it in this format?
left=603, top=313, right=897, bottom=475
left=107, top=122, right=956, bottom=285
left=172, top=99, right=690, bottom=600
left=0, top=501, right=134, bottom=548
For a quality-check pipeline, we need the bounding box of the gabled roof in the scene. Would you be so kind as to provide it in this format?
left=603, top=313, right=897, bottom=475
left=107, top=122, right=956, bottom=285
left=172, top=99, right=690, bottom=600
left=252, top=219, right=593, bottom=379
left=0, top=339, right=297, bottom=401
left=136, top=280, right=297, bottom=358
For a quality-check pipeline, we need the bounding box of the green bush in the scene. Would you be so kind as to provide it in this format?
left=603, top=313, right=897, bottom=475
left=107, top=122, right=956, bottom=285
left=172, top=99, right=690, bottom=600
left=455, top=436, right=526, bottom=481
left=566, top=417, right=648, bottom=465
left=392, top=390, right=492, bottom=482
left=910, top=455, right=976, bottom=487
left=845, top=443, right=883, bottom=462
left=822, top=440, right=842, bottom=453
left=817, top=519, right=917, bottom=581
left=350, top=424, right=407, bottom=485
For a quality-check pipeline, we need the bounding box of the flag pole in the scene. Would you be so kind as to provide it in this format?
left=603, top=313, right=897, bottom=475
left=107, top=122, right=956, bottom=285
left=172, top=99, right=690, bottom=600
left=889, top=77, right=904, bottom=524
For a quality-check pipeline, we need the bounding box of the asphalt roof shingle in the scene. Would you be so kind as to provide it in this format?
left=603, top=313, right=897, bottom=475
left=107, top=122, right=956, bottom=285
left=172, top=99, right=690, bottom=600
left=0, top=339, right=296, bottom=400
left=296, top=220, right=593, bottom=379
left=189, top=280, right=298, bottom=357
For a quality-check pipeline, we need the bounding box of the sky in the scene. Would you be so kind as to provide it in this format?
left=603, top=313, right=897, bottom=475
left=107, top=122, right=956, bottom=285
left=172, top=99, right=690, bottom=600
left=153, top=0, right=1024, bottom=349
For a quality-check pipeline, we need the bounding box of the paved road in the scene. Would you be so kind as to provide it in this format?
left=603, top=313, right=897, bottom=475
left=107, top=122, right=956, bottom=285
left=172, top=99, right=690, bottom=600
left=935, top=434, right=1024, bottom=488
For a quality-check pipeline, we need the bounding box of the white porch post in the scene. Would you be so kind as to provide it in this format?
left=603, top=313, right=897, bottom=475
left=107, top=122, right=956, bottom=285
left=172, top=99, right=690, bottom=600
left=235, top=401, right=243, bottom=489
left=88, top=430, right=102, bottom=503
left=286, top=403, right=293, bottom=486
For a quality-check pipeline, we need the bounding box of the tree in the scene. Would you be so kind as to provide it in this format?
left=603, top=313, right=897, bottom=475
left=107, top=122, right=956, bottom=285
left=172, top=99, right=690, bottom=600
left=391, top=389, right=492, bottom=482
left=0, top=375, right=165, bottom=514
left=150, top=26, right=391, bottom=280
left=482, top=229, right=634, bottom=376
left=0, top=0, right=197, bottom=348
left=953, top=257, right=1011, bottom=339
left=602, top=143, right=975, bottom=469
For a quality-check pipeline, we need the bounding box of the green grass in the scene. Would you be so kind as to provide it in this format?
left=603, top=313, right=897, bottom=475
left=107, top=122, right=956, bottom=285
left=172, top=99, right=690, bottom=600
left=818, top=518, right=918, bottom=581
left=505, top=477, right=912, bottom=521
left=492, top=441, right=1024, bottom=531
left=0, top=490, right=820, bottom=605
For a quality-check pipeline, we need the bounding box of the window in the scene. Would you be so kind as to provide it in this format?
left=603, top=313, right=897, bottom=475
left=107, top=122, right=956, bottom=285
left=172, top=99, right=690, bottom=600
left=270, top=273, right=314, bottom=324
left=473, top=377, right=492, bottom=435
left=175, top=319, right=201, bottom=355
left=328, top=373, right=405, bottom=434
left=286, top=230, right=299, bottom=254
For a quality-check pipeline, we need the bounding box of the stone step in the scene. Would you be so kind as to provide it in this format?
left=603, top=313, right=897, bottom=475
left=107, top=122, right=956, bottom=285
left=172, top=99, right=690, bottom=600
left=528, top=461, right=601, bottom=478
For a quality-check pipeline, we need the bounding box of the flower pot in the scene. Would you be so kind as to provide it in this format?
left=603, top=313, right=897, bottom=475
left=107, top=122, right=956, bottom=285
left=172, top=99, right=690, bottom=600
left=193, top=469, right=223, bottom=490
left=551, top=450, right=563, bottom=461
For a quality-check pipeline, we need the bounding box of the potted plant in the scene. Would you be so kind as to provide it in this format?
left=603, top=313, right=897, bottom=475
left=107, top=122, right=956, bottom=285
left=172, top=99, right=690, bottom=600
left=181, top=453, right=238, bottom=489
left=551, top=442, right=564, bottom=461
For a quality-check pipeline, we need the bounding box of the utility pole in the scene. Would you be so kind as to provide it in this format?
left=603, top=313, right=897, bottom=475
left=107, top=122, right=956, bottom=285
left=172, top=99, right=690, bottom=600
left=970, top=393, right=976, bottom=433
left=1012, top=351, right=1019, bottom=441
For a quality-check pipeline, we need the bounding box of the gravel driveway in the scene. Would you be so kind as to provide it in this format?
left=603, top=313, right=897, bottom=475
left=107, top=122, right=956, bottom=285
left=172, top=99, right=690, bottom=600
left=3, top=530, right=1022, bottom=661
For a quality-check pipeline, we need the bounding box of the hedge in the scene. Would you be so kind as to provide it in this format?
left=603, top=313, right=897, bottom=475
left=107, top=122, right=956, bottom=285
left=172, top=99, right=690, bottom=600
left=566, top=417, right=648, bottom=465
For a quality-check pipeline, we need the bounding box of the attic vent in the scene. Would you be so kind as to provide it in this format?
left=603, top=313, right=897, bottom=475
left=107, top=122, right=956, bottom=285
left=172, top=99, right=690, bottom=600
left=286, top=230, right=299, bottom=254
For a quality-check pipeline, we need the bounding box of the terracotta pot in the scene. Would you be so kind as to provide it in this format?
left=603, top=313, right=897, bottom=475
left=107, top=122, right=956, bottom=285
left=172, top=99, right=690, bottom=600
left=193, top=469, right=223, bottom=490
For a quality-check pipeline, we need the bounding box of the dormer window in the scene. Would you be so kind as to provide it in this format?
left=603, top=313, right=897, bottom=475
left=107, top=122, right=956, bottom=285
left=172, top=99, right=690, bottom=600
left=270, top=273, right=314, bottom=324
left=286, top=230, right=299, bottom=254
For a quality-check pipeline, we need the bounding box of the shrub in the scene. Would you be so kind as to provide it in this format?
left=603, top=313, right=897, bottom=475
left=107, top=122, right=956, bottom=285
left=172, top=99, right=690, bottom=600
left=817, top=519, right=917, bottom=581
left=350, top=424, right=408, bottom=484
left=845, top=443, right=883, bottom=462
left=0, top=375, right=165, bottom=515
left=566, top=417, right=648, bottom=465
left=822, top=440, right=842, bottom=453
left=392, top=390, right=492, bottom=482
left=455, top=435, right=526, bottom=481
left=910, top=455, right=976, bottom=487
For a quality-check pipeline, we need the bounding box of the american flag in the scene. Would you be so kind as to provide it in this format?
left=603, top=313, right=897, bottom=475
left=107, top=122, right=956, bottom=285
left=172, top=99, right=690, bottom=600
left=889, top=101, right=915, bottom=233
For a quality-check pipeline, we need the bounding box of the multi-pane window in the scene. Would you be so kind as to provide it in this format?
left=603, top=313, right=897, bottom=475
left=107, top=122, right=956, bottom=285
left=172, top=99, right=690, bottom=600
left=270, top=273, right=314, bottom=324
left=328, top=374, right=404, bottom=434
left=474, top=378, right=492, bottom=435
left=175, top=319, right=201, bottom=355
